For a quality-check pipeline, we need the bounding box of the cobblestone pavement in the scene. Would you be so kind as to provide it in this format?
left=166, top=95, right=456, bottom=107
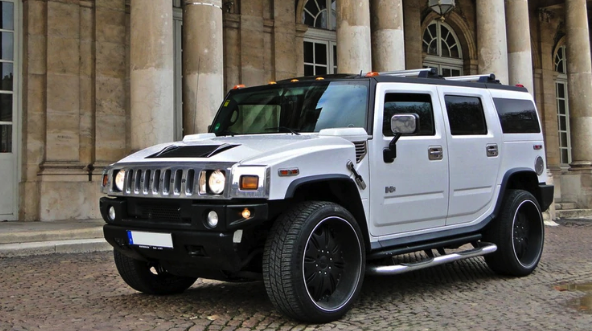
left=1, top=221, right=592, bottom=331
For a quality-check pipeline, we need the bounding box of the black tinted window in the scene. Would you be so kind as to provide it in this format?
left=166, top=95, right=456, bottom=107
left=445, top=95, right=487, bottom=135
left=383, top=93, right=435, bottom=136
left=493, top=98, right=541, bottom=134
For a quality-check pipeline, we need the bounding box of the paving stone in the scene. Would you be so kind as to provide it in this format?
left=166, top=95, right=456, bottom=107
left=0, top=223, right=591, bottom=330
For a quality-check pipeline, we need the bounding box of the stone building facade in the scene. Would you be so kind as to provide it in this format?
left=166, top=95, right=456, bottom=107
left=2, top=0, right=591, bottom=221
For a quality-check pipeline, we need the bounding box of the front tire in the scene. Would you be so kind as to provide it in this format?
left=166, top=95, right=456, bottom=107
left=262, top=201, right=365, bottom=323
left=484, top=189, right=544, bottom=276
left=113, top=250, right=197, bottom=295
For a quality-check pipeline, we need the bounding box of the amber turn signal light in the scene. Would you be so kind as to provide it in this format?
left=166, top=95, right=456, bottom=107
left=240, top=175, right=259, bottom=190
left=102, top=174, right=109, bottom=187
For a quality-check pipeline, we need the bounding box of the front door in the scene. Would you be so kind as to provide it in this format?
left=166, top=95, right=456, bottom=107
left=0, top=0, right=17, bottom=220
left=369, top=83, right=449, bottom=238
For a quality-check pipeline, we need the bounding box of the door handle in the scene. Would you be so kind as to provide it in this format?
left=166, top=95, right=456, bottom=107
left=486, top=144, right=498, bottom=157
left=428, top=146, right=443, bottom=160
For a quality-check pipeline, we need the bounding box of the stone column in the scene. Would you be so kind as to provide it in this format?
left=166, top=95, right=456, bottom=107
left=370, top=0, right=405, bottom=71
left=130, top=0, right=175, bottom=150
left=183, top=0, right=224, bottom=135
left=403, top=0, right=422, bottom=70
left=337, top=0, right=372, bottom=73
left=476, top=0, right=509, bottom=84
left=505, top=0, right=534, bottom=94
left=566, top=0, right=592, bottom=169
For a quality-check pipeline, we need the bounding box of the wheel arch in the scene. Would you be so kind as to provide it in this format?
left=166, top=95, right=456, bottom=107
left=285, top=175, right=370, bottom=251
left=495, top=168, right=544, bottom=216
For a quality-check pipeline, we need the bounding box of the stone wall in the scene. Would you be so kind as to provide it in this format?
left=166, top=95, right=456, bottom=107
left=21, top=0, right=129, bottom=221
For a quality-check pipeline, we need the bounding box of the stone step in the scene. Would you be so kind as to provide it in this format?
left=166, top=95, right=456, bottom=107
left=555, top=202, right=577, bottom=210
left=0, top=238, right=111, bottom=258
left=556, top=209, right=592, bottom=219
left=0, top=220, right=104, bottom=244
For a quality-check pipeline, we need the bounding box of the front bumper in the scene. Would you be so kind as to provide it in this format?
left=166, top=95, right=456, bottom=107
left=100, top=197, right=271, bottom=274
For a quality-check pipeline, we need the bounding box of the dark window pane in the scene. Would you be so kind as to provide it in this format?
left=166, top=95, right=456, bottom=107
left=451, top=69, right=461, bottom=76
left=304, top=65, right=314, bottom=76
left=315, top=66, right=327, bottom=75
left=0, top=2, right=14, bottom=30
left=440, top=41, right=450, bottom=57
left=428, top=24, right=436, bottom=40
left=0, top=31, right=13, bottom=60
left=558, top=99, right=566, bottom=114
left=557, top=83, right=565, bottom=98
left=561, top=132, right=568, bottom=146
left=561, top=149, right=569, bottom=164
left=442, top=68, right=451, bottom=77
left=333, top=44, right=337, bottom=67
left=303, top=12, right=315, bottom=26
left=445, top=95, right=487, bottom=135
left=560, top=116, right=567, bottom=131
left=450, top=45, right=459, bottom=58
left=318, top=9, right=328, bottom=29
left=0, top=93, right=11, bottom=121
left=304, top=42, right=313, bottom=63
left=383, top=93, right=435, bottom=136
left=493, top=98, right=541, bottom=134
left=428, top=40, right=437, bottom=55
left=315, top=43, right=327, bottom=65
left=0, top=62, right=12, bottom=91
left=305, top=0, right=318, bottom=16
left=0, top=124, right=11, bottom=153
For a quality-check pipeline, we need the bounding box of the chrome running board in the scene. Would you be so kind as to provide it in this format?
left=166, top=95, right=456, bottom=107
left=366, top=242, right=497, bottom=276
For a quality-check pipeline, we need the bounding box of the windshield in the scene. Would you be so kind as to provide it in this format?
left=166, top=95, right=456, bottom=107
left=210, top=80, right=369, bottom=136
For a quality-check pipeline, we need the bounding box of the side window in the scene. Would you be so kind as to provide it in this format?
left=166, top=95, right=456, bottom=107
left=444, top=95, right=487, bottom=135
left=383, top=93, right=435, bottom=136
left=493, top=98, right=541, bottom=134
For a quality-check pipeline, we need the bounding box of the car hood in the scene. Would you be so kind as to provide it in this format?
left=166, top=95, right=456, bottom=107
left=115, top=133, right=363, bottom=167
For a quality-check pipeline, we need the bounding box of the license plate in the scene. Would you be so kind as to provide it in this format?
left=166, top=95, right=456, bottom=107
left=127, top=231, right=173, bottom=249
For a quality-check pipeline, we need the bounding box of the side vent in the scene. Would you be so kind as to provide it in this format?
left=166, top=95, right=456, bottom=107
left=354, top=141, right=367, bottom=163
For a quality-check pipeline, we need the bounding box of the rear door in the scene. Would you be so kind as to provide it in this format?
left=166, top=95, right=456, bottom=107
left=437, top=86, right=502, bottom=226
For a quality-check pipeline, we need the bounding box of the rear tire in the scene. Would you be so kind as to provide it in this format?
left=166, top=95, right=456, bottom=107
left=484, top=190, right=544, bottom=276
left=262, top=201, right=365, bottom=323
left=113, top=250, right=197, bottom=295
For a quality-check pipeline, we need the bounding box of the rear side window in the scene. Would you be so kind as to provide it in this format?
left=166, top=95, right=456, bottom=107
left=444, top=95, right=487, bottom=135
left=383, top=93, right=435, bottom=136
left=493, top=98, right=541, bottom=134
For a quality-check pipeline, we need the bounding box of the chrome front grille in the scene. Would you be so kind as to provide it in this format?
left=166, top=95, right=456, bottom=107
left=107, top=163, right=233, bottom=199
left=354, top=141, right=367, bottom=163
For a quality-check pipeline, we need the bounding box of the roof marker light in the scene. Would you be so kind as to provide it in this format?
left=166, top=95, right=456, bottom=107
left=233, top=84, right=246, bottom=89
left=291, top=79, right=299, bottom=82
left=316, top=77, right=324, bottom=80
left=269, top=81, right=277, bottom=85
left=365, top=72, right=380, bottom=77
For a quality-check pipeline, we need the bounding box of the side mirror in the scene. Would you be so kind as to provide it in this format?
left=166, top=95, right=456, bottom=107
left=384, top=114, right=419, bottom=163
left=391, top=114, right=419, bottom=135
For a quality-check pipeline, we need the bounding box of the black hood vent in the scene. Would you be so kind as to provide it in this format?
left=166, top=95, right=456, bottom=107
left=146, top=143, right=239, bottom=158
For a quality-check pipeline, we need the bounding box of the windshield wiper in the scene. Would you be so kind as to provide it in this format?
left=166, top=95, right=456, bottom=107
left=265, top=126, right=301, bottom=135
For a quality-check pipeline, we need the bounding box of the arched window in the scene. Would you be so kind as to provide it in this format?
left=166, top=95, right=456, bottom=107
left=554, top=45, right=571, bottom=165
left=302, top=0, right=337, bottom=76
left=422, top=20, right=463, bottom=77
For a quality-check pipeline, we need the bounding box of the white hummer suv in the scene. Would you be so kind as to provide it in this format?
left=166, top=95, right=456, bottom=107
left=100, top=68, right=554, bottom=323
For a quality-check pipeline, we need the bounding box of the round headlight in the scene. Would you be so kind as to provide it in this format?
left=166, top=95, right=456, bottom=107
left=115, top=170, right=126, bottom=191
left=207, top=211, right=219, bottom=228
left=208, top=170, right=225, bottom=194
